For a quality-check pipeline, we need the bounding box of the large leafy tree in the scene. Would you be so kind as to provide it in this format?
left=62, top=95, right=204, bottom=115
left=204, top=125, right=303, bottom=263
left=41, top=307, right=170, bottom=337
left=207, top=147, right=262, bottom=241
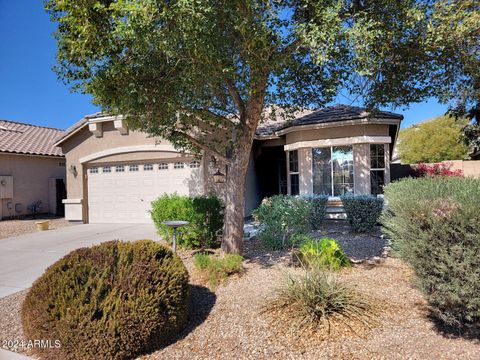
left=398, top=116, right=469, bottom=164
left=45, top=0, right=479, bottom=253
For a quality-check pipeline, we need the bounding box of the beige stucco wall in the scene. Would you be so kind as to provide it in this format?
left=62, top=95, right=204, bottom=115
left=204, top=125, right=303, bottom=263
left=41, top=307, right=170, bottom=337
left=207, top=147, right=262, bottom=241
left=353, top=144, right=371, bottom=194
left=0, top=153, right=65, bottom=219
left=285, top=124, right=390, bottom=144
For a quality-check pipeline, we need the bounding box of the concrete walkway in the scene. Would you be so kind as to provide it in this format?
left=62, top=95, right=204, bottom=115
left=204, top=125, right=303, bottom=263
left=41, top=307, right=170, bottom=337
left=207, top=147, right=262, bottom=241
left=0, top=223, right=161, bottom=298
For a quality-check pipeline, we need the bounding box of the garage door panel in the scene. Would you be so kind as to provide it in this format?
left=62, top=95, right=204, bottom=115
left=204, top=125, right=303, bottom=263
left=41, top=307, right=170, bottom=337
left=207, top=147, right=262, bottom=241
left=87, top=162, right=202, bottom=223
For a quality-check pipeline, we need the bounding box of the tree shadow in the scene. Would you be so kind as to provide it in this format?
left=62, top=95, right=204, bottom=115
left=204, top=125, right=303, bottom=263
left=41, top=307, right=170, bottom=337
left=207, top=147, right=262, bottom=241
left=428, top=314, right=480, bottom=341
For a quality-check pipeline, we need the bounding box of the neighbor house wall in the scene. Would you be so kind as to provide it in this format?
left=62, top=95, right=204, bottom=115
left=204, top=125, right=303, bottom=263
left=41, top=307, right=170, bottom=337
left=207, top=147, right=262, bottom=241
left=0, top=153, right=65, bottom=219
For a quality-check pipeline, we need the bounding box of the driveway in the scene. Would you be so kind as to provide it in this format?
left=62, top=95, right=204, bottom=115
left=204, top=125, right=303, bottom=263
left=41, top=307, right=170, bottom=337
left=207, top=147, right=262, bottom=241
left=0, top=223, right=162, bottom=298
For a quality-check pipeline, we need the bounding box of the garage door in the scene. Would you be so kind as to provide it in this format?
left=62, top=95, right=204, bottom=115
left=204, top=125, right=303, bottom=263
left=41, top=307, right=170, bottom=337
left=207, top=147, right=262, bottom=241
left=87, top=160, right=202, bottom=223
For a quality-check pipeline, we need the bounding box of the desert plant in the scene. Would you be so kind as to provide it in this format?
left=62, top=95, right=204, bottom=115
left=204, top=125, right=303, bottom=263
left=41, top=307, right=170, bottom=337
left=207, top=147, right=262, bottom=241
left=304, top=195, right=329, bottom=230
left=151, top=193, right=223, bottom=248
left=253, top=195, right=311, bottom=250
left=264, top=270, right=373, bottom=339
left=193, top=252, right=243, bottom=289
left=340, top=194, right=384, bottom=232
left=381, top=177, right=480, bottom=328
left=22, top=240, right=190, bottom=360
left=293, top=235, right=350, bottom=270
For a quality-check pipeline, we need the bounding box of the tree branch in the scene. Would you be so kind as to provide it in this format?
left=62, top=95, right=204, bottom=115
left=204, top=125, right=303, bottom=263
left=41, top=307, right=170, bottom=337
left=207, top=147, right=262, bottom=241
left=224, top=78, right=246, bottom=117
left=172, top=130, right=229, bottom=163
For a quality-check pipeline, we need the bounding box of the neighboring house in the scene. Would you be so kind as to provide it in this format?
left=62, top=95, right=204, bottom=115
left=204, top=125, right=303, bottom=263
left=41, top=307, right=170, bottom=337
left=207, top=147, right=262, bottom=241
left=0, top=120, right=66, bottom=219
left=54, top=104, right=402, bottom=223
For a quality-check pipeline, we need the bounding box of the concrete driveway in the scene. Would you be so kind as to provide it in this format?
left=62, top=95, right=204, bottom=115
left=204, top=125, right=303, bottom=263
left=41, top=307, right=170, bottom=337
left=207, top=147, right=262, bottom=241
left=0, top=223, right=162, bottom=298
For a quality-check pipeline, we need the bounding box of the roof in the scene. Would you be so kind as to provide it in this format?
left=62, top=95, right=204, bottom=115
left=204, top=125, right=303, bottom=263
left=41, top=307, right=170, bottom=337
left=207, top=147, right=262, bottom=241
left=53, top=112, right=110, bottom=147
left=0, top=119, right=64, bottom=157
left=256, top=104, right=403, bottom=137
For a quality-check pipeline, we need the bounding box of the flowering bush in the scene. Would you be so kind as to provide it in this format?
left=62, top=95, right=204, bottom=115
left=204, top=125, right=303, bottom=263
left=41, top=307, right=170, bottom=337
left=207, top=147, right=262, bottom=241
left=414, top=162, right=463, bottom=177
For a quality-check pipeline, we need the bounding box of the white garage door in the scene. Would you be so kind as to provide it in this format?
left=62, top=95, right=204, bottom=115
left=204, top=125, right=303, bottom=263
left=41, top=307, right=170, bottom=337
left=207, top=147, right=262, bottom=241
left=87, top=161, right=202, bottom=223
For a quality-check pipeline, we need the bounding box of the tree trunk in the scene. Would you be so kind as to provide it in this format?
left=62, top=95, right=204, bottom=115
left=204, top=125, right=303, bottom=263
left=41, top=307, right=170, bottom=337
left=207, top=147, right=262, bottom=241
left=221, top=150, right=250, bottom=254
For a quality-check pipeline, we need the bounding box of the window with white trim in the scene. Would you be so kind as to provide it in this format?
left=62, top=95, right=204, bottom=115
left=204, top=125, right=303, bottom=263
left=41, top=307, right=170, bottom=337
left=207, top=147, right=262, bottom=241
left=143, top=164, right=153, bottom=171
left=115, top=165, right=125, bottom=172
left=370, top=144, right=385, bottom=195
left=158, top=163, right=169, bottom=170
left=102, top=166, right=111, bottom=173
left=174, top=162, right=185, bottom=169
left=89, top=167, right=99, bottom=174
left=129, top=164, right=139, bottom=172
left=288, top=150, right=299, bottom=195
left=189, top=160, right=200, bottom=168
left=312, top=146, right=354, bottom=196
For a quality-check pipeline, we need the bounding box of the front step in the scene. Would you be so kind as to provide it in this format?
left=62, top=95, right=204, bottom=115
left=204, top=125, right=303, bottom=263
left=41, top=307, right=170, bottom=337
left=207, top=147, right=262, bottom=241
left=326, top=206, right=346, bottom=219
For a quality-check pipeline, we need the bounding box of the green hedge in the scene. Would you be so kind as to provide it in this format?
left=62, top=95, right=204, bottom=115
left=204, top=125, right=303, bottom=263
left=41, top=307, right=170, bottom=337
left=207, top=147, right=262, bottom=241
left=151, top=193, right=223, bottom=248
left=22, top=240, right=190, bottom=360
left=253, top=195, right=311, bottom=249
left=340, top=194, right=384, bottom=232
left=381, top=177, right=480, bottom=328
left=304, top=195, right=329, bottom=230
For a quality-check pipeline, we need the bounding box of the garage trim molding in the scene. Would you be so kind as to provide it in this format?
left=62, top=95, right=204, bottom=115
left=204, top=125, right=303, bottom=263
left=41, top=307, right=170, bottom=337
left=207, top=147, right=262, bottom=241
left=79, top=145, right=189, bottom=164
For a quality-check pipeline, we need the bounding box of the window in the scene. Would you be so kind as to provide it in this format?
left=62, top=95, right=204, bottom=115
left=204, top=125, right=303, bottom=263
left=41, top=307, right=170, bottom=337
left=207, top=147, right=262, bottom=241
left=143, top=164, right=153, bottom=171
left=189, top=160, right=200, bottom=168
left=370, top=144, right=385, bottom=195
left=115, top=165, right=125, bottom=172
left=159, top=163, right=169, bottom=170
left=129, top=164, right=139, bottom=172
left=174, top=162, right=185, bottom=169
left=103, top=166, right=111, bottom=173
left=312, top=146, right=354, bottom=196
left=288, top=150, right=299, bottom=195
left=89, top=167, right=99, bottom=174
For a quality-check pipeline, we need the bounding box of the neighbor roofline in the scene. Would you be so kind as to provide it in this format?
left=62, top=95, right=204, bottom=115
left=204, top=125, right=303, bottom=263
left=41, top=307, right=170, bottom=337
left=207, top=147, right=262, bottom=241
left=0, top=151, right=65, bottom=159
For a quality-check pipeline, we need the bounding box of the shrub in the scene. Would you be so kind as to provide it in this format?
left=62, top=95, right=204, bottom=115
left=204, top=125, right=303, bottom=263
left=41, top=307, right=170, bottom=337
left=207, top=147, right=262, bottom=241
left=264, top=270, right=373, bottom=338
left=193, top=253, right=243, bottom=289
left=292, top=234, right=350, bottom=270
left=304, top=195, right=329, bottom=230
left=381, top=177, right=480, bottom=328
left=414, top=162, right=463, bottom=177
left=340, top=194, right=384, bottom=232
left=22, top=240, right=190, bottom=360
left=253, top=195, right=311, bottom=249
left=151, top=193, right=223, bottom=248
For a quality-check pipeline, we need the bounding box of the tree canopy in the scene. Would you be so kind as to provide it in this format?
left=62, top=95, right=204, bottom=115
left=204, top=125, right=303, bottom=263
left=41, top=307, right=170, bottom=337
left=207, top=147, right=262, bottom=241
left=398, top=116, right=469, bottom=164
left=45, top=0, right=480, bottom=252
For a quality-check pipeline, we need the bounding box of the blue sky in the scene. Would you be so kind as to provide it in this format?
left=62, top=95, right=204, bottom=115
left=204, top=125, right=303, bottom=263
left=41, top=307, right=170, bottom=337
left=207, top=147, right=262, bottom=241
left=0, top=1, right=448, bottom=130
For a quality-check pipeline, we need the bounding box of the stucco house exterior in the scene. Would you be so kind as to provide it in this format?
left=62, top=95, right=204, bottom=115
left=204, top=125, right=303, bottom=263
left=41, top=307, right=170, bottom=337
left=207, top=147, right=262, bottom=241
left=54, top=104, right=402, bottom=223
left=0, top=120, right=66, bottom=219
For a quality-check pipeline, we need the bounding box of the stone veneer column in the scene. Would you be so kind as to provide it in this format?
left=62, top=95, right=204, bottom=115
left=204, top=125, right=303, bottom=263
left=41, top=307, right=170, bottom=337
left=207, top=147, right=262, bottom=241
left=299, top=147, right=313, bottom=195
left=353, top=143, right=370, bottom=194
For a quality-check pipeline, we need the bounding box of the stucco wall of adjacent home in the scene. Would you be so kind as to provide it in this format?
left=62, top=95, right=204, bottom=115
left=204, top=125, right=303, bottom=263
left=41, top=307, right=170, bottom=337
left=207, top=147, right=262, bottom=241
left=0, top=154, right=65, bottom=219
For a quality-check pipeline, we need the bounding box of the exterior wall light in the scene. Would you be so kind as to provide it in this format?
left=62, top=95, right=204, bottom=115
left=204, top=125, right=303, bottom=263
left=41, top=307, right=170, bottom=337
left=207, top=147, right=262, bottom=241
left=213, top=170, right=226, bottom=183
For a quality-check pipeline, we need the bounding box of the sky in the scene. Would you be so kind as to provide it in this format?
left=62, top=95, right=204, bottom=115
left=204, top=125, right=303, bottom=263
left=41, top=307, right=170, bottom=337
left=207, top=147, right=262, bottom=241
left=0, top=1, right=448, bottom=131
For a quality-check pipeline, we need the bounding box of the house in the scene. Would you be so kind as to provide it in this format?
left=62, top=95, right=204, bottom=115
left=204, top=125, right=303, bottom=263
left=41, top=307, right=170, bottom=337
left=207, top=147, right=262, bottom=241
left=0, top=120, right=66, bottom=219
left=54, top=104, right=402, bottom=223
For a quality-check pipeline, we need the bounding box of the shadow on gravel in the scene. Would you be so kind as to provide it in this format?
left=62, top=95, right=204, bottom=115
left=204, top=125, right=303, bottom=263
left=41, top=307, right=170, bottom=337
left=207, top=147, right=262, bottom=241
left=429, top=316, right=480, bottom=341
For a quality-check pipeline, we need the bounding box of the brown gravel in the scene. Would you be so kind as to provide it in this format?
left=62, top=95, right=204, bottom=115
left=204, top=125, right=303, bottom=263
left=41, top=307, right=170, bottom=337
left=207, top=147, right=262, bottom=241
left=0, top=215, right=70, bottom=240
left=1, top=236, right=479, bottom=359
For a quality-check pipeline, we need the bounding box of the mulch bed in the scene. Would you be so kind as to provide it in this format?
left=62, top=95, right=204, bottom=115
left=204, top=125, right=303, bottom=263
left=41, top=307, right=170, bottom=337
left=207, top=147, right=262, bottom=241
left=1, top=222, right=478, bottom=359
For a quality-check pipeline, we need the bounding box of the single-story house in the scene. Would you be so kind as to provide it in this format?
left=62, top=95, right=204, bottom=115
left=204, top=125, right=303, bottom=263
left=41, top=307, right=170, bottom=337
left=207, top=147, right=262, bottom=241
left=54, top=104, right=402, bottom=223
left=0, top=120, right=66, bottom=219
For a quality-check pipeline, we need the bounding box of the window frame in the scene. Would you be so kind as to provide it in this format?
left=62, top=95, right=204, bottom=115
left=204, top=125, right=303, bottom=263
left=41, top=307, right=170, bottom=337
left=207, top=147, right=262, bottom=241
left=287, top=150, right=300, bottom=195
left=89, top=167, right=99, bottom=174
left=370, top=144, right=386, bottom=195
left=143, top=164, right=153, bottom=171
left=174, top=162, right=185, bottom=169
left=158, top=163, right=169, bottom=170
left=115, top=165, right=125, bottom=173
left=102, top=166, right=111, bottom=173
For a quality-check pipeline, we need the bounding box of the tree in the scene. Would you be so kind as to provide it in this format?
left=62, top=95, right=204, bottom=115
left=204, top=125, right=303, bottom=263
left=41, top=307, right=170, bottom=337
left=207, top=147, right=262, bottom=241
left=45, top=0, right=479, bottom=253
left=398, top=116, right=469, bottom=164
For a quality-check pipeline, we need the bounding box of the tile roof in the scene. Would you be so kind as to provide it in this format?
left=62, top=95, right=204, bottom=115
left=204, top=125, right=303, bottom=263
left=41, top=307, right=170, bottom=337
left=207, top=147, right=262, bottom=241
left=0, top=119, right=64, bottom=157
left=256, top=104, right=403, bottom=137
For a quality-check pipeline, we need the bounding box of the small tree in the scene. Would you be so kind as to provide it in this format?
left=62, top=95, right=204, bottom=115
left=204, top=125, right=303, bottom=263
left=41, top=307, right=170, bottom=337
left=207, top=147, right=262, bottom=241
left=398, top=116, right=469, bottom=164
left=45, top=0, right=478, bottom=253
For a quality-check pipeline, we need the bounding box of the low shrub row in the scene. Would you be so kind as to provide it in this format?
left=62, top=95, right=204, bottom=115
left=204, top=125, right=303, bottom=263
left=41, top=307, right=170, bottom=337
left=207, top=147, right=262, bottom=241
left=382, top=177, right=480, bottom=329
left=151, top=193, right=223, bottom=249
left=340, top=194, right=384, bottom=233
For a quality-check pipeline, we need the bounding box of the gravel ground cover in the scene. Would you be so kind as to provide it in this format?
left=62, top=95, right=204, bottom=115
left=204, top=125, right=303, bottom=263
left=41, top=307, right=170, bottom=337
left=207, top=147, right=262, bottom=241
left=0, top=216, right=70, bottom=240
left=0, top=222, right=478, bottom=359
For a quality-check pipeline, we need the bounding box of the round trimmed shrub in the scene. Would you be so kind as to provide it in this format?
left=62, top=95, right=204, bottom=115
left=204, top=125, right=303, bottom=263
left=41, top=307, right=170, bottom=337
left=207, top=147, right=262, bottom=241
left=22, top=240, right=190, bottom=360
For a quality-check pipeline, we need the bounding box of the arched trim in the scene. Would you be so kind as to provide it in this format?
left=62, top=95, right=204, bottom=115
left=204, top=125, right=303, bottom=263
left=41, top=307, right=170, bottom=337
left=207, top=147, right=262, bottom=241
left=79, top=144, right=189, bottom=163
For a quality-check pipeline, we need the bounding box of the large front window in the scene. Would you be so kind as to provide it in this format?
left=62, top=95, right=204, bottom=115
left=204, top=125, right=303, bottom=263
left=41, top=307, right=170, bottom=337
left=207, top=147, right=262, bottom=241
left=312, top=146, right=354, bottom=196
left=370, top=144, right=385, bottom=195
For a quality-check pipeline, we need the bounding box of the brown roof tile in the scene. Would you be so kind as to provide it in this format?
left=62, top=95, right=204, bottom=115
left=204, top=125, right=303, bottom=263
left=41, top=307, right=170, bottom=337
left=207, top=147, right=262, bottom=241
left=0, top=119, right=64, bottom=157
